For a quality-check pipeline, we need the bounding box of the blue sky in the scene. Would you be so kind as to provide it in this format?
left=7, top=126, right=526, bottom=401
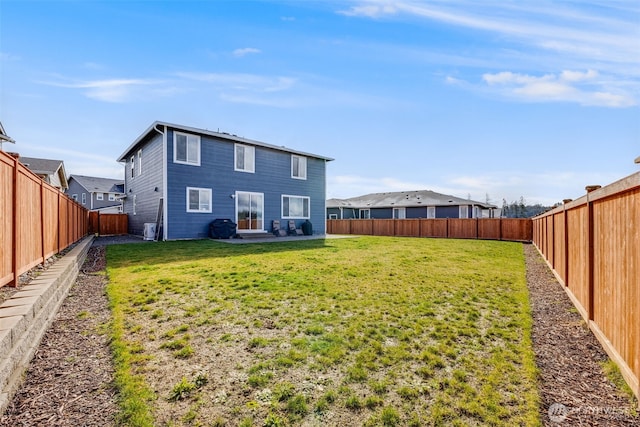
left=1, top=0, right=638, bottom=206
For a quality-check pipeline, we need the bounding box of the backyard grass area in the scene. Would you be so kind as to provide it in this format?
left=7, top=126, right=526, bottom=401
left=106, top=236, right=540, bottom=426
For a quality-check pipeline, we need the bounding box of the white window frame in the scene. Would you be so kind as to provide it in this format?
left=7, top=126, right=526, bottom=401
left=329, top=214, right=338, bottom=219
left=108, top=193, right=116, bottom=201
left=81, top=193, right=86, bottom=205
left=96, top=193, right=104, bottom=201
left=291, top=155, right=307, bottom=180
left=130, top=155, right=135, bottom=178
left=137, top=149, right=142, bottom=176
left=234, top=143, right=255, bottom=173
left=72, top=194, right=78, bottom=201
left=427, top=206, right=436, bottom=219
left=282, top=195, right=310, bottom=219
left=174, top=132, right=201, bottom=166
left=393, top=207, right=406, bottom=219
left=459, top=205, right=469, bottom=219
left=132, top=194, right=137, bottom=215
left=186, top=187, right=212, bottom=213
left=359, top=209, right=370, bottom=219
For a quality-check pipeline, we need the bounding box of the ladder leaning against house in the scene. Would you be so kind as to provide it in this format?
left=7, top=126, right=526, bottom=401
left=154, top=198, right=163, bottom=241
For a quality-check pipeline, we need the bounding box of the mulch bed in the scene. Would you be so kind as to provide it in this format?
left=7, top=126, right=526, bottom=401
left=1, top=242, right=638, bottom=426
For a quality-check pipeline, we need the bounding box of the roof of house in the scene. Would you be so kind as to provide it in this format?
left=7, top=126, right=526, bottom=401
left=327, top=190, right=497, bottom=209
left=117, top=121, right=334, bottom=162
left=0, top=121, right=15, bottom=143
left=19, top=156, right=65, bottom=175
left=69, top=174, right=125, bottom=194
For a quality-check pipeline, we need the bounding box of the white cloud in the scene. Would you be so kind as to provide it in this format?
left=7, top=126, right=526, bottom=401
left=176, top=72, right=296, bottom=92
left=232, top=47, right=261, bottom=57
left=482, top=70, right=636, bottom=107
left=38, top=78, right=164, bottom=103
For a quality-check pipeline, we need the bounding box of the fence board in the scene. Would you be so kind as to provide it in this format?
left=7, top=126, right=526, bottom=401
left=98, top=213, right=128, bottom=235
left=372, top=219, right=395, bottom=236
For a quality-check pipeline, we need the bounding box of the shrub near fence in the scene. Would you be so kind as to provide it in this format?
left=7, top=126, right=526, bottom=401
left=0, top=151, right=88, bottom=288
left=533, top=171, right=640, bottom=401
left=327, top=218, right=533, bottom=242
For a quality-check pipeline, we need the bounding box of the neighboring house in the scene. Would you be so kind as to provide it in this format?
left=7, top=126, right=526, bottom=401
left=327, top=190, right=497, bottom=219
left=0, top=121, right=16, bottom=151
left=66, top=175, right=125, bottom=212
left=116, top=121, right=333, bottom=240
left=18, top=156, right=69, bottom=191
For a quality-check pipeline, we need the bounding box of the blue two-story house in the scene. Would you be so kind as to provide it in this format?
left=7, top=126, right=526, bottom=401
left=116, top=121, right=333, bottom=240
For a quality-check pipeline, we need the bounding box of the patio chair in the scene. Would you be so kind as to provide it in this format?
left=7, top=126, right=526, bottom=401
left=288, top=220, right=304, bottom=236
left=272, top=220, right=287, bottom=237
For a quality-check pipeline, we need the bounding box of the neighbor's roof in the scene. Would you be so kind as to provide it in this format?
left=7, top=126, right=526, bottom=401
left=117, top=121, right=334, bottom=162
left=69, top=174, right=125, bottom=194
left=327, top=190, right=497, bottom=209
left=19, top=156, right=65, bottom=175
left=0, top=121, right=15, bottom=143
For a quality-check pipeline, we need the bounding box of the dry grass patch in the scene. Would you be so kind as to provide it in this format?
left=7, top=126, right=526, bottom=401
left=106, top=237, right=539, bottom=426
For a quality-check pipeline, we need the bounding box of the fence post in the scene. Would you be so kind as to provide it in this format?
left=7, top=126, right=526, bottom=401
left=563, top=200, right=571, bottom=287
left=40, top=180, right=45, bottom=265
left=585, top=186, right=600, bottom=321
left=10, top=156, right=18, bottom=287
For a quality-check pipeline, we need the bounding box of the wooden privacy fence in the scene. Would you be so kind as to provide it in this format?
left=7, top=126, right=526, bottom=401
left=327, top=218, right=532, bottom=242
left=533, top=171, right=640, bottom=400
left=88, top=212, right=128, bottom=236
left=1, top=151, right=88, bottom=288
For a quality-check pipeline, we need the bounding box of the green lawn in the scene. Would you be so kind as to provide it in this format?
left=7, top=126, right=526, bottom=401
left=106, top=236, right=540, bottom=426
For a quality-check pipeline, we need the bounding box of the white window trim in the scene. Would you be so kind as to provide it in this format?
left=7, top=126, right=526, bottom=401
left=81, top=193, right=86, bottom=205
left=137, top=149, right=142, bottom=176
left=132, top=194, right=137, bottom=215
left=393, top=207, right=406, bottom=219
left=282, top=194, right=310, bottom=219
left=427, top=206, right=436, bottom=219
left=108, top=193, right=116, bottom=201
left=234, top=143, right=255, bottom=173
left=291, top=155, right=307, bottom=180
left=329, top=214, right=338, bottom=219
left=186, top=187, right=212, bottom=213
left=130, top=155, right=135, bottom=178
left=459, top=205, right=469, bottom=219
left=96, top=193, right=104, bottom=201
left=359, top=209, right=370, bottom=219
left=174, top=131, right=201, bottom=166
left=72, top=194, right=78, bottom=201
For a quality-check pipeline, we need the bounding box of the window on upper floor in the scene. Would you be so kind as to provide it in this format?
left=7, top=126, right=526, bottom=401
left=81, top=193, right=86, bottom=205
left=235, top=144, right=255, bottom=173
left=282, top=195, right=310, bottom=219
left=97, top=193, right=104, bottom=201
left=109, top=193, right=116, bottom=201
left=174, top=132, right=201, bottom=166
left=187, top=187, right=212, bottom=213
left=137, top=149, right=142, bottom=176
left=130, top=155, right=135, bottom=178
left=291, top=155, right=307, bottom=180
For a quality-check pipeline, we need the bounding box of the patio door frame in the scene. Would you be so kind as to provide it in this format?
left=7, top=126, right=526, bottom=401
left=235, top=191, right=264, bottom=232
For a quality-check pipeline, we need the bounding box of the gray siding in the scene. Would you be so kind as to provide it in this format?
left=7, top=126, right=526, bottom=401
left=66, top=180, right=87, bottom=206
left=122, top=133, right=164, bottom=235
left=165, top=129, right=327, bottom=240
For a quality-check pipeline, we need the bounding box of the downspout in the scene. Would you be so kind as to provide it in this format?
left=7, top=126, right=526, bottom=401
left=154, top=124, right=168, bottom=240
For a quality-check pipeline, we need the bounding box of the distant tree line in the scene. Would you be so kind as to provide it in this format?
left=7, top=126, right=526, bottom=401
left=500, top=197, right=555, bottom=218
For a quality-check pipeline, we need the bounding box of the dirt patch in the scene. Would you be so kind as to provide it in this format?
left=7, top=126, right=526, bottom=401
left=0, top=246, right=118, bottom=427
left=525, top=244, right=638, bottom=426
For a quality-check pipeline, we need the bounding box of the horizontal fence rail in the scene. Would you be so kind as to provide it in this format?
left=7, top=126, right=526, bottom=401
left=1, top=151, right=89, bottom=288
left=88, top=212, right=128, bottom=236
left=533, top=171, right=640, bottom=400
left=327, top=218, right=533, bottom=242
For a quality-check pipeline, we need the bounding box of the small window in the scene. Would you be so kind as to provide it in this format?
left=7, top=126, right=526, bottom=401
left=131, top=156, right=135, bottom=178
left=329, top=214, right=338, bottom=219
left=427, top=206, right=436, bottom=219
left=235, top=144, right=255, bottom=173
left=132, top=194, right=137, bottom=215
left=459, top=205, right=469, bottom=218
left=109, top=193, right=116, bottom=201
left=72, top=194, right=78, bottom=201
left=137, top=149, right=142, bottom=176
left=187, top=187, right=212, bottom=213
left=291, top=155, right=307, bottom=180
left=174, top=132, right=201, bottom=165
left=393, top=207, right=406, bottom=219
left=282, top=195, right=310, bottom=219
left=359, top=209, right=370, bottom=219
left=96, top=193, right=104, bottom=201
left=81, top=193, right=86, bottom=205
